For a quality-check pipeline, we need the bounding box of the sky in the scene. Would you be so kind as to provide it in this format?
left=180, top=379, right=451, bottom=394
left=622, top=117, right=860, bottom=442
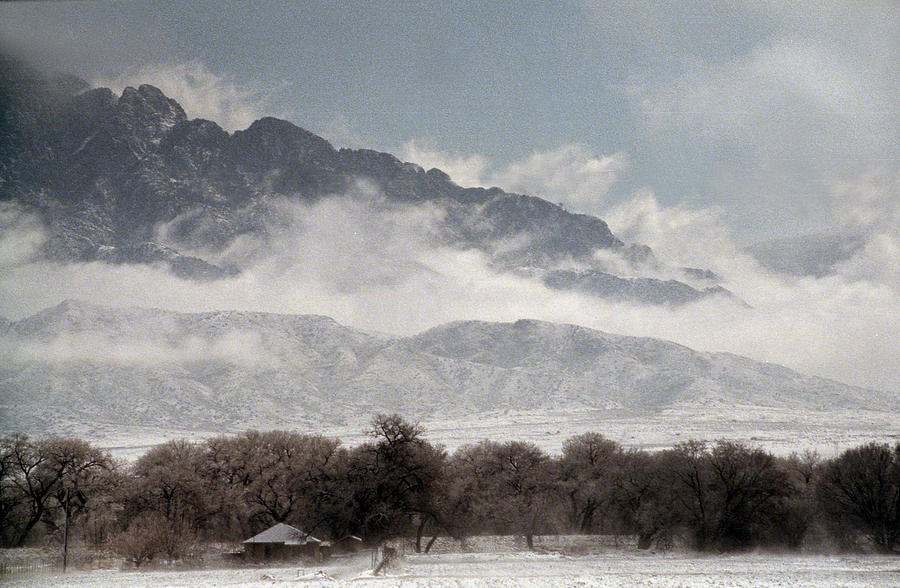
left=1, top=2, right=899, bottom=392
left=2, top=1, right=897, bottom=241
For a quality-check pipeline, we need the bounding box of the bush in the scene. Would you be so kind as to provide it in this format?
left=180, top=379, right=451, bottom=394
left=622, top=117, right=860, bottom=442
left=111, top=513, right=196, bottom=567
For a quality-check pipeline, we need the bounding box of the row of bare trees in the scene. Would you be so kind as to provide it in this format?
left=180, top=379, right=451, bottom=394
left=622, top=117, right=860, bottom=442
left=3, top=417, right=898, bottom=558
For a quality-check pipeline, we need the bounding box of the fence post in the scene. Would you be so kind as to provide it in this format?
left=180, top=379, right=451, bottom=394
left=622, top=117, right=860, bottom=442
left=62, top=487, right=70, bottom=572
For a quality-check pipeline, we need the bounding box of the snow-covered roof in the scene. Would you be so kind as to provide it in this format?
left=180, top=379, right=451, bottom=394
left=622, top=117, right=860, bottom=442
left=338, top=534, right=363, bottom=542
left=243, top=523, right=321, bottom=545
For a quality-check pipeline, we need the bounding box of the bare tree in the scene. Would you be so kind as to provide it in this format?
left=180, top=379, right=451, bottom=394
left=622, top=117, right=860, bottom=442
left=607, top=449, right=666, bottom=548
left=111, top=511, right=194, bottom=567
left=817, top=442, right=900, bottom=553
left=0, top=434, right=112, bottom=546
left=452, top=440, right=553, bottom=549
left=126, top=439, right=209, bottom=540
left=201, top=430, right=347, bottom=537
left=656, top=440, right=793, bottom=551
left=557, top=432, right=621, bottom=533
left=342, top=415, right=446, bottom=546
left=775, top=450, right=824, bottom=549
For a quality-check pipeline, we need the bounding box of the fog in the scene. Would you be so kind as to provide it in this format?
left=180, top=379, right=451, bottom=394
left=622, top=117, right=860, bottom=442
left=1, top=329, right=271, bottom=368
left=1, top=172, right=898, bottom=392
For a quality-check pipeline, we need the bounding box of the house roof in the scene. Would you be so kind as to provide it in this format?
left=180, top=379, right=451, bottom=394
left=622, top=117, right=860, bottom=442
left=337, top=534, right=363, bottom=542
left=243, top=523, right=322, bottom=545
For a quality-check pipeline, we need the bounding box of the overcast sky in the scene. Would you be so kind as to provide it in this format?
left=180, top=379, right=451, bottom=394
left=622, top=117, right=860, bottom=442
left=3, top=1, right=897, bottom=243
left=1, top=2, right=899, bottom=391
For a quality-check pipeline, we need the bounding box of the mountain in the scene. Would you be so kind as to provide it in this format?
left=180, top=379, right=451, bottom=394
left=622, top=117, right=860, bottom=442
left=1, top=301, right=891, bottom=438
left=0, top=59, right=728, bottom=305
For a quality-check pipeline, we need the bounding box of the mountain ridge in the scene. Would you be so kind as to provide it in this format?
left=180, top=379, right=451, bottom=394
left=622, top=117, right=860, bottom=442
left=1, top=60, right=730, bottom=306
left=1, top=300, right=891, bottom=439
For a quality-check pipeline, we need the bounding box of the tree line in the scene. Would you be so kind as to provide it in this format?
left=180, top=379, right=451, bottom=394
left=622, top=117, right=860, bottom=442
left=2, top=415, right=898, bottom=564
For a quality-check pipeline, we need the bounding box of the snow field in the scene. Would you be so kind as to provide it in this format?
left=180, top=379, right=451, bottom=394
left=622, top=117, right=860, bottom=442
left=4, top=548, right=898, bottom=587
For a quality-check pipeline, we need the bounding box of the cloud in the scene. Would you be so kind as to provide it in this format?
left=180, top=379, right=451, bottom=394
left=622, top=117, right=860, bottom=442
left=603, top=190, right=736, bottom=269
left=3, top=330, right=270, bottom=368
left=599, top=190, right=900, bottom=390
left=825, top=168, right=900, bottom=291
left=489, top=146, right=628, bottom=213
left=93, top=61, right=269, bottom=131
left=0, top=202, right=46, bottom=267
left=834, top=233, right=900, bottom=291
left=156, top=182, right=448, bottom=291
left=617, top=3, right=899, bottom=239
left=634, top=40, right=894, bottom=162
left=400, top=141, right=627, bottom=215
left=827, top=167, right=900, bottom=233
left=2, top=188, right=899, bottom=392
left=400, top=140, right=490, bottom=189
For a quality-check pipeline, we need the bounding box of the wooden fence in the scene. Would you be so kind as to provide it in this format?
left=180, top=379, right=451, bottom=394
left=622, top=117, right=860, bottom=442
left=0, top=561, right=62, bottom=579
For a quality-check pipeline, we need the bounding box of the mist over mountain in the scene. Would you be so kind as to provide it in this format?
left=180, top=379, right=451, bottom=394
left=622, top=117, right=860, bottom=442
left=1, top=300, right=892, bottom=440
left=0, top=59, right=726, bottom=306
left=2, top=58, right=898, bottom=399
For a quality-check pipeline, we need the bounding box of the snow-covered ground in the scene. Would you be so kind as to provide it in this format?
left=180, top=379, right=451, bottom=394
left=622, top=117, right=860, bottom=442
left=4, top=545, right=899, bottom=587
left=94, top=406, right=900, bottom=462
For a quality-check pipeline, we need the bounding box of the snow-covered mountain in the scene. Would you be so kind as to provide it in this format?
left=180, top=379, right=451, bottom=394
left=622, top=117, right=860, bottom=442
left=1, top=301, right=891, bottom=439
left=0, top=59, right=728, bottom=306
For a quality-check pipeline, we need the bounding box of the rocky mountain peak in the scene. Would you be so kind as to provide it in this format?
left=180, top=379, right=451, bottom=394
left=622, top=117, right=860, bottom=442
left=114, top=84, right=186, bottom=140
left=1, top=64, right=731, bottom=307
left=160, top=118, right=231, bottom=161
left=234, top=117, right=337, bottom=164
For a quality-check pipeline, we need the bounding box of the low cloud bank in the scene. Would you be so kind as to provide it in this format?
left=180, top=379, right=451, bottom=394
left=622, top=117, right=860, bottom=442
left=1, top=329, right=270, bottom=368
left=1, top=175, right=898, bottom=392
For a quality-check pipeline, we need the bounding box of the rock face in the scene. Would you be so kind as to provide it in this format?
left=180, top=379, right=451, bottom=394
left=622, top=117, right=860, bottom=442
left=1, top=301, right=890, bottom=437
left=543, top=270, right=733, bottom=306
left=0, top=60, right=728, bottom=305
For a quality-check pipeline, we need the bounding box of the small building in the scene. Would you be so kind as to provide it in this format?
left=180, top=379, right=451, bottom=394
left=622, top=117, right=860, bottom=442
left=243, top=523, right=324, bottom=561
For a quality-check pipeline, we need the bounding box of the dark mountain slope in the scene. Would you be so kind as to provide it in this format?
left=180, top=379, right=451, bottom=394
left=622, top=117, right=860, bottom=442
left=1, top=60, right=726, bottom=304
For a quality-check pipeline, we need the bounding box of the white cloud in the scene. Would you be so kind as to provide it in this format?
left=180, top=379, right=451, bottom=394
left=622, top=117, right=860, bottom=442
left=603, top=190, right=740, bottom=271
left=826, top=167, right=900, bottom=291
left=94, top=61, right=269, bottom=131
left=635, top=40, right=893, bottom=161
left=400, top=141, right=628, bottom=215
left=490, top=146, right=628, bottom=213
left=621, top=3, right=899, bottom=239
left=0, top=203, right=46, bottom=267
left=400, top=140, right=490, bottom=188
left=600, top=191, right=900, bottom=390
left=3, top=188, right=900, bottom=392
left=834, top=233, right=900, bottom=291
left=828, top=167, right=900, bottom=233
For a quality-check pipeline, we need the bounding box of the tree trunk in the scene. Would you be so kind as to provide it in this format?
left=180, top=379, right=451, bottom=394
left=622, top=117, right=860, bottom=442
left=414, top=515, right=429, bottom=553
left=580, top=504, right=596, bottom=533
left=15, top=504, right=46, bottom=547
left=425, top=532, right=439, bottom=553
